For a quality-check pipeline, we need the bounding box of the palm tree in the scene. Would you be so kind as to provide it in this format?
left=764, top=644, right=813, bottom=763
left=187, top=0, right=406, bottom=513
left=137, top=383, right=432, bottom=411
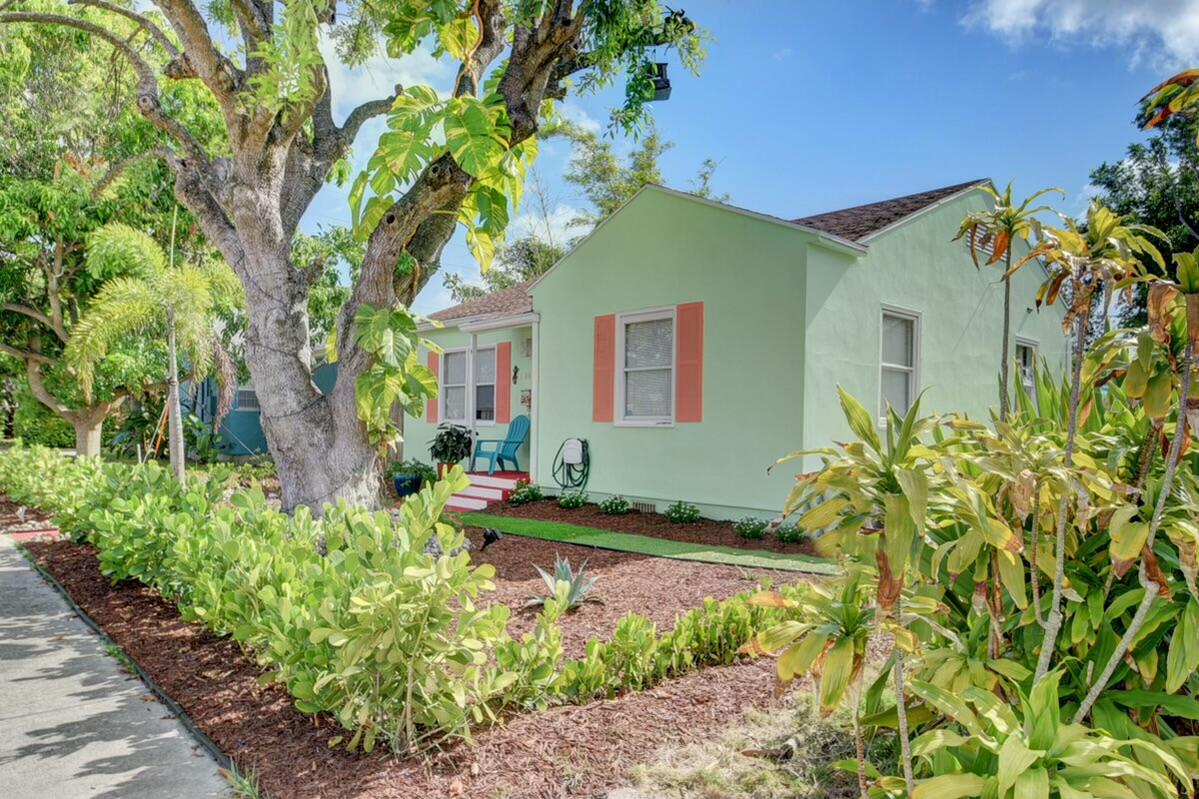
left=67, top=217, right=241, bottom=483
left=955, top=183, right=1063, bottom=419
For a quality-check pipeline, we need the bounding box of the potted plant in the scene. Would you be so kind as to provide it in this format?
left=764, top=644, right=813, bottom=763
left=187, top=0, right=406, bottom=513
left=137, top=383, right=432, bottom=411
left=387, top=459, right=437, bottom=498
left=429, top=423, right=473, bottom=477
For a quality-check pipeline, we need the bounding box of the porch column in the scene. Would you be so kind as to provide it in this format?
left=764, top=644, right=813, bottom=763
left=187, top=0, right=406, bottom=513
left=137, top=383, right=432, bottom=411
left=468, top=332, right=478, bottom=464
left=530, top=319, right=539, bottom=482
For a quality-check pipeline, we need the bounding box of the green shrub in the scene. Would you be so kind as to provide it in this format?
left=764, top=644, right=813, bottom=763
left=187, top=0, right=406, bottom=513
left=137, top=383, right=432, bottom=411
left=385, top=458, right=436, bottom=485
left=732, top=516, right=767, bottom=540
left=508, top=480, right=543, bottom=505
left=557, top=490, right=586, bottom=509
left=664, top=500, right=701, bottom=524
left=13, top=392, right=74, bottom=448
left=774, top=524, right=804, bottom=545
left=598, top=495, right=630, bottom=515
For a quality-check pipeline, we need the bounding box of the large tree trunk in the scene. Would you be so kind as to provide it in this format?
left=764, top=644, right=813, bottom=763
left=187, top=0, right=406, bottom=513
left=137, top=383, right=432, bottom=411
left=71, top=413, right=104, bottom=457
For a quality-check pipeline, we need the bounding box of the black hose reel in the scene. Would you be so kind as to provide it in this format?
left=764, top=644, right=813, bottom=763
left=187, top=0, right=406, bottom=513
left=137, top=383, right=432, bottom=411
left=552, top=438, right=590, bottom=491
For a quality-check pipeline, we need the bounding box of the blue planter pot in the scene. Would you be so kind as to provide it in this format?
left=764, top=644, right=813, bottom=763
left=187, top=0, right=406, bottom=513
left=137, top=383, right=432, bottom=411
left=393, top=474, right=422, bottom=497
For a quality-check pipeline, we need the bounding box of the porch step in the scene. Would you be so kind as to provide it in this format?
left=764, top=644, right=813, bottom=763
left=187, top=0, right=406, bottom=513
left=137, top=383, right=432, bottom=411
left=444, top=471, right=529, bottom=514
left=446, top=495, right=489, bottom=512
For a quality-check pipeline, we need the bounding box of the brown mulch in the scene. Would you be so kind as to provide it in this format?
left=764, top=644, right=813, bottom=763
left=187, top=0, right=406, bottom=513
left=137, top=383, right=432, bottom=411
left=463, top=527, right=798, bottom=657
left=0, top=497, right=57, bottom=536
left=484, top=499, right=820, bottom=555
left=21, top=538, right=788, bottom=799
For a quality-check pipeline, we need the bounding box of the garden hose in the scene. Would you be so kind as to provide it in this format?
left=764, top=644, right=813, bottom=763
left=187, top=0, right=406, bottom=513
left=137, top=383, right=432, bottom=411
left=552, top=438, right=590, bottom=491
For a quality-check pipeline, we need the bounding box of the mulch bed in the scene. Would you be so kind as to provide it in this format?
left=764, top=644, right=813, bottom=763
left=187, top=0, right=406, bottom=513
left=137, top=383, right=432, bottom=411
left=20, top=537, right=791, bottom=799
left=464, top=528, right=796, bottom=657
left=0, top=497, right=59, bottom=540
left=485, top=499, right=820, bottom=555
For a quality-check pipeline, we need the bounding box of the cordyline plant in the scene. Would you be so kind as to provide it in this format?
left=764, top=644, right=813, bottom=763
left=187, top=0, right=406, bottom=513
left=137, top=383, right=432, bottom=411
left=0, top=1, right=706, bottom=513
left=748, top=204, right=1199, bottom=797
left=954, top=182, right=1062, bottom=419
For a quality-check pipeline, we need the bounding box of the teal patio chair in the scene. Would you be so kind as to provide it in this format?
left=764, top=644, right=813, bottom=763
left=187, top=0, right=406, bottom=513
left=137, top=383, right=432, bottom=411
left=471, top=415, right=530, bottom=475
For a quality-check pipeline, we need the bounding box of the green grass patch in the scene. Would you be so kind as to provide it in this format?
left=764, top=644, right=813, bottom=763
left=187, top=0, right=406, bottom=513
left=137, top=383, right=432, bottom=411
left=457, top=512, right=837, bottom=575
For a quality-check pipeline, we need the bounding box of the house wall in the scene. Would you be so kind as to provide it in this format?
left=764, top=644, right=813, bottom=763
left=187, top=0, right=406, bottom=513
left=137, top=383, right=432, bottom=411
left=404, top=326, right=534, bottom=469
left=531, top=188, right=813, bottom=518
left=799, top=190, right=1070, bottom=471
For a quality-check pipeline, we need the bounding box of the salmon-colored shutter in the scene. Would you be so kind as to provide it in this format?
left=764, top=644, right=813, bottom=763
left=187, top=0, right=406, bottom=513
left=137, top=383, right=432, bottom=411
left=496, top=342, right=512, bottom=423
left=593, top=314, right=616, bottom=422
left=676, top=302, right=704, bottom=422
left=426, top=351, right=440, bottom=422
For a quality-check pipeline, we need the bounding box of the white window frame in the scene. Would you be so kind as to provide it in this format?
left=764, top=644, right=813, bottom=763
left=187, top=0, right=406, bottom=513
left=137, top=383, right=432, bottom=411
left=879, top=305, right=921, bottom=423
left=472, top=345, right=497, bottom=426
left=1015, top=337, right=1038, bottom=400
left=615, top=306, right=676, bottom=427
left=438, top=346, right=498, bottom=426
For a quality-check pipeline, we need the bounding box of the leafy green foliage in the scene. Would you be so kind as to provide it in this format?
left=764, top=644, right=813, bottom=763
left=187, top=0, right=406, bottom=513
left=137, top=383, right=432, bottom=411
left=386, top=458, right=437, bottom=485
left=599, top=495, right=631, bottom=515
left=733, top=516, right=768, bottom=540
left=664, top=500, right=701, bottom=524
left=507, top=480, right=544, bottom=505
left=557, top=491, right=587, bottom=509
left=348, top=304, right=439, bottom=447
left=775, top=524, right=805, bottom=545
left=428, top=423, right=473, bottom=465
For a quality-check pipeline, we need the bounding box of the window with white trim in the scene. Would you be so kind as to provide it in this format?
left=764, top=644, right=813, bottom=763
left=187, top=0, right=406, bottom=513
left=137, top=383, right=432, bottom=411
left=880, top=309, right=918, bottom=418
left=618, top=309, right=674, bottom=424
left=442, top=350, right=468, bottom=423
left=1016, top=341, right=1036, bottom=398
left=474, top=347, right=496, bottom=422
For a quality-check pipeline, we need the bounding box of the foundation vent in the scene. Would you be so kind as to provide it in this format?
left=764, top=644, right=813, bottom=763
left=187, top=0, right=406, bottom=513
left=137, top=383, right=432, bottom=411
left=631, top=501, right=656, bottom=514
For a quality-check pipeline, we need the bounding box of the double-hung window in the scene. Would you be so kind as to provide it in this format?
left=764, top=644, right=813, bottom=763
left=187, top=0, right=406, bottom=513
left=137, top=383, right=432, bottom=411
left=617, top=308, right=675, bottom=425
left=1015, top=340, right=1037, bottom=399
left=440, top=347, right=497, bottom=424
left=473, top=347, right=496, bottom=422
left=441, top=350, right=468, bottom=423
left=880, top=308, right=919, bottom=419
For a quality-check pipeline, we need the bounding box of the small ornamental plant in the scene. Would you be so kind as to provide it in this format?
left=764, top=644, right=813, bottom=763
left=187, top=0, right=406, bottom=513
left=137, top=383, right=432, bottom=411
left=508, top=480, right=544, bottom=505
left=557, top=491, right=586, bottom=509
left=598, top=495, right=630, bottom=515
left=774, top=524, right=805, bottom=545
left=664, top=500, right=701, bottom=524
left=732, top=516, right=768, bottom=540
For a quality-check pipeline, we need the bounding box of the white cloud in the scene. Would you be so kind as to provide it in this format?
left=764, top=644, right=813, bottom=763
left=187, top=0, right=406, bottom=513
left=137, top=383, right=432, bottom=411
left=772, top=47, right=794, bottom=62
left=963, top=0, right=1199, bottom=66
left=511, top=203, right=589, bottom=245
left=557, top=102, right=601, bottom=133
left=317, top=34, right=453, bottom=125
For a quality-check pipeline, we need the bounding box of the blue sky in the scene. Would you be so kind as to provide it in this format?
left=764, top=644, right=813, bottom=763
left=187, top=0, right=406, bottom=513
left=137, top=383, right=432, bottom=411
left=302, top=0, right=1199, bottom=315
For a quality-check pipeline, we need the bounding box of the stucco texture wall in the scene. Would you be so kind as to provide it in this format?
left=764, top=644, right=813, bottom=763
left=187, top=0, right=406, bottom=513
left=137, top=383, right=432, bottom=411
left=404, top=325, right=534, bottom=469
left=800, top=190, right=1070, bottom=471
left=531, top=189, right=813, bottom=518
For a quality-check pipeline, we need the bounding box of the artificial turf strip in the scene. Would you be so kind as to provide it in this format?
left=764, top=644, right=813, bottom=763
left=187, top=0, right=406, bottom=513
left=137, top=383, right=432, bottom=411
left=457, top=512, right=839, bottom=575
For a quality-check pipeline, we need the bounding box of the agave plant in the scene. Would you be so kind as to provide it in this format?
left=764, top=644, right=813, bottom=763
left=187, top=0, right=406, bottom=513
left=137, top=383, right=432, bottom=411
left=525, top=555, right=599, bottom=612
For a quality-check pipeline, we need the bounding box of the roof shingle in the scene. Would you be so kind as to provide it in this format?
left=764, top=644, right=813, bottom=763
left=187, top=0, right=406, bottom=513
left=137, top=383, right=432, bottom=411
left=793, top=179, right=988, bottom=241
left=427, top=280, right=534, bottom=322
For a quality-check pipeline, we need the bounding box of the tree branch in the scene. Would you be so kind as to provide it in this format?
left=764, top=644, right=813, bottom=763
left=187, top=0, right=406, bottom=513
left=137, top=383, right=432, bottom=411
left=339, top=89, right=401, bottom=143
left=1, top=303, right=65, bottom=342
left=0, top=11, right=211, bottom=166
left=0, top=342, right=53, bottom=365
left=92, top=147, right=174, bottom=198
left=148, top=0, right=241, bottom=113
left=66, top=0, right=180, bottom=58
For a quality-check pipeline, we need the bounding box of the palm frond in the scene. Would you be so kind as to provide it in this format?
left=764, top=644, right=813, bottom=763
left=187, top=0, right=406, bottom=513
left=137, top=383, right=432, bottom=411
left=66, top=275, right=160, bottom=399
left=85, top=223, right=167, bottom=281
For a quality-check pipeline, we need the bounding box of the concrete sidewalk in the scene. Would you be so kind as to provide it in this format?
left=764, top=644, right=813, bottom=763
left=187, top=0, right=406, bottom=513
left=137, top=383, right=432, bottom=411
left=0, top=536, right=228, bottom=798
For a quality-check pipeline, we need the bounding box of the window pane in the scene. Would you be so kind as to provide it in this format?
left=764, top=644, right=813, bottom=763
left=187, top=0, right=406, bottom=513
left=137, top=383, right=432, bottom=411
left=444, top=351, right=467, bottom=384
left=625, top=368, right=672, bottom=418
left=625, top=318, right=673, bottom=369
left=444, top=386, right=466, bottom=420
left=475, top=385, right=495, bottom=421
left=881, top=314, right=914, bottom=367
left=881, top=368, right=911, bottom=415
left=474, top=348, right=496, bottom=383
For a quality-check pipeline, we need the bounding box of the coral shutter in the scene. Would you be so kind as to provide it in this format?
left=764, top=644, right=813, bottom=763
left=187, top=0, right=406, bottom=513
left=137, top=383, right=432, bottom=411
left=593, top=315, right=616, bottom=422
left=426, top=351, right=440, bottom=422
left=496, top=342, right=512, bottom=423
left=676, top=302, right=704, bottom=422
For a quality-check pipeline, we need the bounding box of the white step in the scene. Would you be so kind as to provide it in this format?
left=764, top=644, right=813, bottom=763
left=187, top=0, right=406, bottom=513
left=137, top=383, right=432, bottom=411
left=460, top=484, right=504, bottom=501
left=446, top=495, right=488, bottom=512
left=468, top=474, right=522, bottom=491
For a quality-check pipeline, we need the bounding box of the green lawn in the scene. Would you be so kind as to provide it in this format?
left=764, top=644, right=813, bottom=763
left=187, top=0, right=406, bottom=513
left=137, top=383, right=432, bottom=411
left=457, top=512, right=837, bottom=575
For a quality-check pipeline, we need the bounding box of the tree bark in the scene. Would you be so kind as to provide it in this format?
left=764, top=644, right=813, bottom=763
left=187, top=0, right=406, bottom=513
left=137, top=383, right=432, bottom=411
left=166, top=311, right=186, bottom=484
left=71, top=414, right=104, bottom=456
left=999, top=259, right=1012, bottom=419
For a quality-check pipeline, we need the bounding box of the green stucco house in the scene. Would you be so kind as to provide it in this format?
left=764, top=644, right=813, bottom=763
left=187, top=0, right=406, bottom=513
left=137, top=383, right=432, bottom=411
left=405, top=179, right=1071, bottom=517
